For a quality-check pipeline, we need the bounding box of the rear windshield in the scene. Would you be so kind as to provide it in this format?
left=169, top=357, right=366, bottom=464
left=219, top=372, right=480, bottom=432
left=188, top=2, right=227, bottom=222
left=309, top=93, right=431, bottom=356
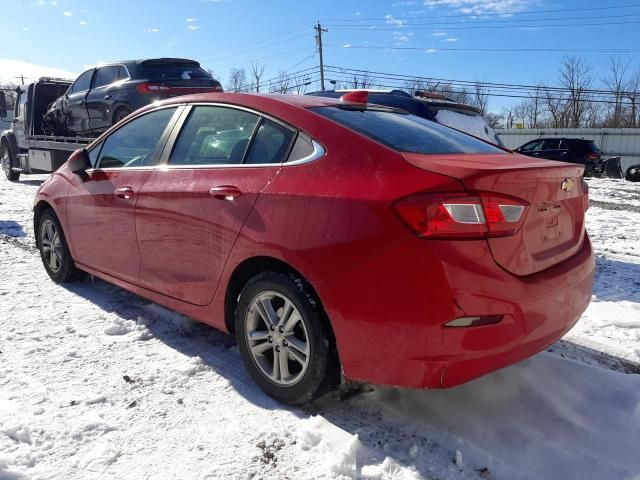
left=312, top=106, right=504, bottom=154
left=141, top=64, right=212, bottom=81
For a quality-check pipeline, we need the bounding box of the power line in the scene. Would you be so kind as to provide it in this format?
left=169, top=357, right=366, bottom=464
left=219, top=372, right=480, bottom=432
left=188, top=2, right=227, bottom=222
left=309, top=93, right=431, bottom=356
left=194, top=23, right=311, bottom=58
left=201, top=33, right=311, bottom=63
left=325, top=12, right=640, bottom=28
left=325, top=19, right=640, bottom=31
left=324, top=66, right=640, bottom=97
left=323, top=3, right=640, bottom=22
left=322, top=67, right=638, bottom=106
left=327, top=45, right=640, bottom=53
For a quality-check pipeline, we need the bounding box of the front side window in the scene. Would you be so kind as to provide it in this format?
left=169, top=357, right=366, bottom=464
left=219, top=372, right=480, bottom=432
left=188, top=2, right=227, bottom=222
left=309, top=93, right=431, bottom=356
left=97, top=107, right=177, bottom=169
left=312, top=106, right=504, bottom=155
left=170, top=106, right=260, bottom=166
left=69, top=69, right=93, bottom=94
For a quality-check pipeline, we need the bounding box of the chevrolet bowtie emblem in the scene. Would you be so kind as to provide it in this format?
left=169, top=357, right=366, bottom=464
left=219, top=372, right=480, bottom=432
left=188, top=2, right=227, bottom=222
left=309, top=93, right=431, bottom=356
left=561, top=178, right=574, bottom=192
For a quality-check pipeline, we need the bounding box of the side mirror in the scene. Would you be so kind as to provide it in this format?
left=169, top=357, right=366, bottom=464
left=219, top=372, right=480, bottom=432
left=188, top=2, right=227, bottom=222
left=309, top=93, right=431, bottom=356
left=0, top=91, right=7, bottom=119
left=67, top=149, right=91, bottom=174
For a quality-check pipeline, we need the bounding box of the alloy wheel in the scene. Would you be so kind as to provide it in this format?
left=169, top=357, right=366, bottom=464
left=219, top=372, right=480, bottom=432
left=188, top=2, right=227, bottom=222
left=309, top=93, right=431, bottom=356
left=245, top=291, right=310, bottom=386
left=40, top=219, right=63, bottom=273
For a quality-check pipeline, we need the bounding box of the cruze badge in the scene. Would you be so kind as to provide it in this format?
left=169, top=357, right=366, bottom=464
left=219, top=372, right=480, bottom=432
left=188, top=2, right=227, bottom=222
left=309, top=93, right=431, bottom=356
left=561, top=178, right=574, bottom=192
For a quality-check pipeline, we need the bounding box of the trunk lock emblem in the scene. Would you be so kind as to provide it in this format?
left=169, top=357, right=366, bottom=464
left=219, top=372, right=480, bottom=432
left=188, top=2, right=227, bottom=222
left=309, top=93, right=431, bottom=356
left=561, top=178, right=574, bottom=192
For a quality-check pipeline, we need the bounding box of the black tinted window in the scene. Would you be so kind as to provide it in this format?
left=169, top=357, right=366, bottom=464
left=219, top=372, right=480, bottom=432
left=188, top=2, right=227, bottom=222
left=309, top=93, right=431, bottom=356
left=287, top=134, right=315, bottom=163
left=542, top=139, right=560, bottom=150
left=313, top=107, right=504, bottom=154
left=93, top=66, right=119, bottom=88
left=170, top=106, right=260, bottom=165
left=245, top=119, right=295, bottom=165
left=142, top=64, right=212, bottom=81
left=97, top=107, right=177, bottom=168
left=70, top=69, right=93, bottom=93
left=520, top=140, right=542, bottom=152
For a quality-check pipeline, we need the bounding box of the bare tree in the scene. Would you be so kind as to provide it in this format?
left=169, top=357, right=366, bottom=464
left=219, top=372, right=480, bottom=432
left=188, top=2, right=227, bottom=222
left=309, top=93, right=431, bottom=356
left=626, top=70, right=640, bottom=127
left=269, top=71, right=292, bottom=94
left=293, top=76, right=312, bottom=95
left=249, top=63, right=266, bottom=93
left=348, top=74, right=374, bottom=89
left=227, top=68, right=247, bottom=93
left=471, top=81, right=489, bottom=115
left=558, top=55, right=593, bottom=127
left=602, top=56, right=631, bottom=126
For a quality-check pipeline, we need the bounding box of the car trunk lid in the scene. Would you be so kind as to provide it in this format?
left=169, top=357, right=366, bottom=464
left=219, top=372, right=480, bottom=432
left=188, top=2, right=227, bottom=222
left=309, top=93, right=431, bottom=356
left=403, top=152, right=587, bottom=276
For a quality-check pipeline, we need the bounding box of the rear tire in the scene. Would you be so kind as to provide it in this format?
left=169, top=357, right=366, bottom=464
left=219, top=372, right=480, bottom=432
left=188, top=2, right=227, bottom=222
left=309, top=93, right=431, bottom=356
left=37, top=209, right=79, bottom=283
left=235, top=272, right=336, bottom=405
left=625, top=166, right=640, bottom=182
left=1, top=141, right=20, bottom=182
left=112, top=106, right=132, bottom=126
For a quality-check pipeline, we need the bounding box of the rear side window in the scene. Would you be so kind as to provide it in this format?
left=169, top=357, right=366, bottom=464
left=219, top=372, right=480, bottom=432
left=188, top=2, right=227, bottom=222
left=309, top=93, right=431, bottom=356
left=97, top=107, right=177, bottom=168
left=312, top=107, right=504, bottom=154
left=542, top=139, right=560, bottom=150
left=244, top=119, right=295, bottom=165
left=170, top=106, right=260, bottom=165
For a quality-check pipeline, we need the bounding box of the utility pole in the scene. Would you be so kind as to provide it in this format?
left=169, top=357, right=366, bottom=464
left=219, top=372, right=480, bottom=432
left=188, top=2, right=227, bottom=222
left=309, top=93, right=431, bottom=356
left=314, top=22, right=327, bottom=91
left=16, top=74, right=25, bottom=85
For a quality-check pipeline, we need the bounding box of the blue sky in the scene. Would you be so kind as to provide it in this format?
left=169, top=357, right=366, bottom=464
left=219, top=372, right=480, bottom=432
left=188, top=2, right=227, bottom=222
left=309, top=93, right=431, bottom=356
left=3, top=0, right=639, bottom=111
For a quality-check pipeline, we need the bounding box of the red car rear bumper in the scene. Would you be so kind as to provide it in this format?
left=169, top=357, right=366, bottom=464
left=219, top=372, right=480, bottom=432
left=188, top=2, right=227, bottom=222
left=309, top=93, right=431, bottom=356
left=318, top=234, right=594, bottom=389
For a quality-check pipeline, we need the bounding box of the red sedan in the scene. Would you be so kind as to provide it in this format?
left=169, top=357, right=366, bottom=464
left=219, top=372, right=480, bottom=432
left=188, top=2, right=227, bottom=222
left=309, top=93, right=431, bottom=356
left=34, top=92, right=594, bottom=404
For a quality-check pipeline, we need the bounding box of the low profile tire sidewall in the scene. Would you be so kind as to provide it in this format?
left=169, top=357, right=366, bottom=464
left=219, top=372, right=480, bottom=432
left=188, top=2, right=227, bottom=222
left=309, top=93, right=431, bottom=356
left=235, top=273, right=330, bottom=405
left=37, top=210, right=76, bottom=283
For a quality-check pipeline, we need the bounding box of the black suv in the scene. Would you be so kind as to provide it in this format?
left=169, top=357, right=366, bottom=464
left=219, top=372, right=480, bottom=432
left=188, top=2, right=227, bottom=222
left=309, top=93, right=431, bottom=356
left=43, top=58, right=223, bottom=137
left=515, top=138, right=604, bottom=175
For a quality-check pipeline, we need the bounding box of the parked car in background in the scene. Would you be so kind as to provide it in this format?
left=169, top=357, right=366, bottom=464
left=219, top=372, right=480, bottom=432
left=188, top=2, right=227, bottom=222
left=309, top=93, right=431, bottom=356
left=515, top=138, right=604, bottom=175
left=306, top=89, right=504, bottom=146
left=43, top=58, right=223, bottom=137
left=34, top=92, right=593, bottom=405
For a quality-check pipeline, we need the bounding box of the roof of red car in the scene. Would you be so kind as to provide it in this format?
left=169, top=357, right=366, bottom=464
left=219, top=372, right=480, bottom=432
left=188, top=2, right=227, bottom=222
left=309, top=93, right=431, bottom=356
left=159, top=92, right=343, bottom=109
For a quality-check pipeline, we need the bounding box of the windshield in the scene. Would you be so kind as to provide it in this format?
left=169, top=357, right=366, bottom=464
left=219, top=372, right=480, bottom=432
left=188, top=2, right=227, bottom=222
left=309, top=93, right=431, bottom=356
left=312, top=106, right=505, bottom=155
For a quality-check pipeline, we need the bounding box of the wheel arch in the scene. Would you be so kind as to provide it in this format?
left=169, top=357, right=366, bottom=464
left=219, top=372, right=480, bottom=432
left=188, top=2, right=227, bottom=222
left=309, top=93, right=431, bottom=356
left=223, top=256, right=334, bottom=338
left=0, top=132, right=18, bottom=162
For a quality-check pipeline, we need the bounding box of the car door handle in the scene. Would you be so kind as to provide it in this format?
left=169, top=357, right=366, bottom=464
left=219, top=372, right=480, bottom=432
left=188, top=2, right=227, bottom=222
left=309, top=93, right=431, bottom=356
left=104, top=94, right=111, bottom=100
left=114, top=187, right=134, bottom=199
left=209, top=185, right=242, bottom=201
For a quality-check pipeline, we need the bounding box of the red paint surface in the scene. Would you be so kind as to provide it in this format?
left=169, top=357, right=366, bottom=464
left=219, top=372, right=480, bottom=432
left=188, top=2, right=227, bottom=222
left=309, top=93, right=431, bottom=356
left=35, top=93, right=594, bottom=389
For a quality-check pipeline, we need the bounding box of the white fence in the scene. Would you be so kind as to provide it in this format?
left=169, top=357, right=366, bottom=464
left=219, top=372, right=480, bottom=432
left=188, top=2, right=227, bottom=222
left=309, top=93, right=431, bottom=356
left=497, top=128, right=640, bottom=173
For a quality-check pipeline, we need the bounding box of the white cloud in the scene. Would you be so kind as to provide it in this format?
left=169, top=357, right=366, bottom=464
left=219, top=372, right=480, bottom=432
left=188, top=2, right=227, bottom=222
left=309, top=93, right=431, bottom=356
left=186, top=17, right=197, bottom=22
left=422, top=0, right=537, bottom=15
left=443, top=37, right=458, bottom=42
left=62, top=11, right=72, bottom=16
left=79, top=20, right=87, bottom=26
left=426, top=48, right=437, bottom=53
left=354, top=11, right=362, bottom=16
left=187, top=25, right=200, bottom=31
left=145, top=27, right=160, bottom=33
left=49, top=0, right=57, bottom=5
left=432, top=31, right=447, bottom=37
left=342, top=43, right=352, bottom=48
left=385, top=14, right=406, bottom=26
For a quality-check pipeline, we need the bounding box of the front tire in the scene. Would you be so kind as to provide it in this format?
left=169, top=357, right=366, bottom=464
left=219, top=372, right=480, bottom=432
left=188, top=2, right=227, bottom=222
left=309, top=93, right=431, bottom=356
left=1, top=141, right=20, bottom=182
left=37, top=209, right=79, bottom=283
left=236, top=272, right=336, bottom=405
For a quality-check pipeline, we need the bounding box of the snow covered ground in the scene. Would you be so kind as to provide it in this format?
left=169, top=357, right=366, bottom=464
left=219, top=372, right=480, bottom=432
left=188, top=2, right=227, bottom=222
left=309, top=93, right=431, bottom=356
left=0, top=175, right=639, bottom=480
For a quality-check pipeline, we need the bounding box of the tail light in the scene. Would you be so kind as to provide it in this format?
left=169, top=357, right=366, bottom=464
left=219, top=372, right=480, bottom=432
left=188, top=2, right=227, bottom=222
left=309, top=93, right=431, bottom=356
left=137, top=83, right=172, bottom=93
left=585, top=152, right=600, bottom=161
left=393, top=192, right=528, bottom=239
left=136, top=83, right=224, bottom=94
